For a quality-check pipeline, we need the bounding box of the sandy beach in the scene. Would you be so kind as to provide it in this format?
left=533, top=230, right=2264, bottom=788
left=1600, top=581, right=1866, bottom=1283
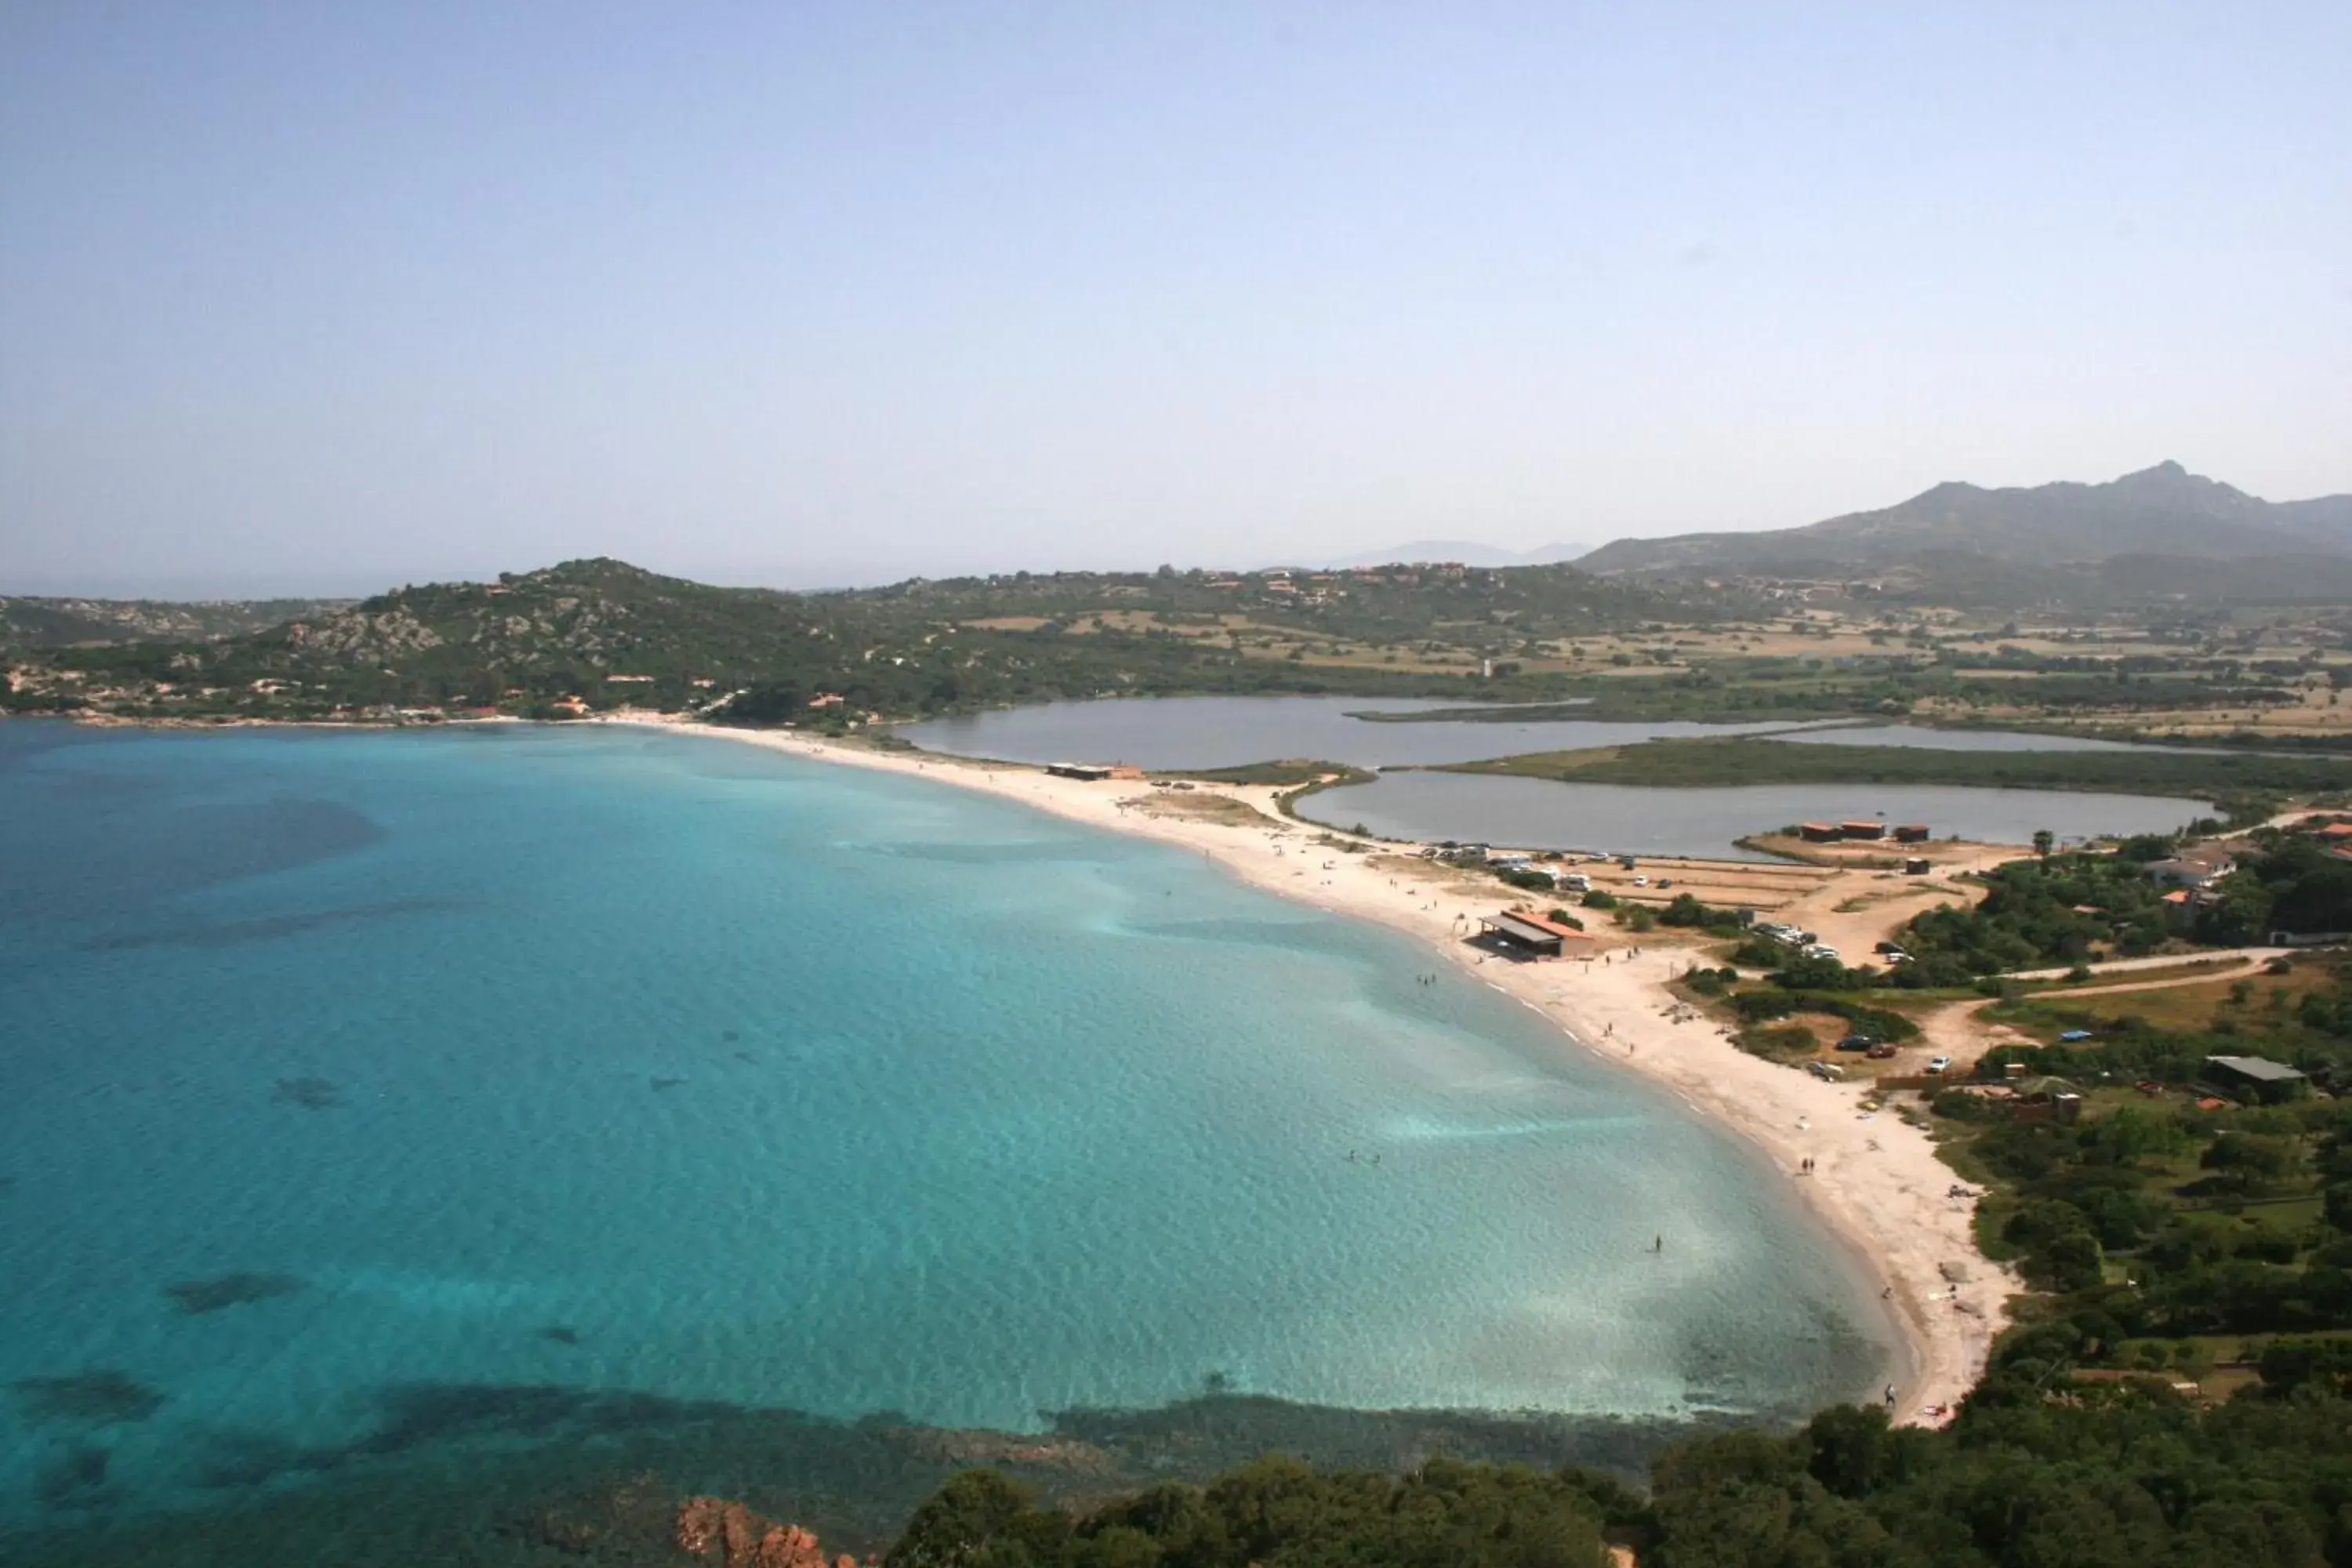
left=605, top=713, right=2013, bottom=1424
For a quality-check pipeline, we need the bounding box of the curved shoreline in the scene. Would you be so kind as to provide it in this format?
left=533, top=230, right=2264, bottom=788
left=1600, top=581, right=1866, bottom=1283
left=605, top=715, right=2007, bottom=1425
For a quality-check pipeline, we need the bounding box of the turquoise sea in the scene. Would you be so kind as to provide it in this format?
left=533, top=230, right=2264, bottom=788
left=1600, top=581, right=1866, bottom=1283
left=0, top=721, right=1893, bottom=1548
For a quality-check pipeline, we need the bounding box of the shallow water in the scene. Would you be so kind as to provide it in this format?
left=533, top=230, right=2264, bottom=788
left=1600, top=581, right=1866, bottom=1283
left=0, top=721, right=1892, bottom=1532
left=1294, top=771, right=2214, bottom=858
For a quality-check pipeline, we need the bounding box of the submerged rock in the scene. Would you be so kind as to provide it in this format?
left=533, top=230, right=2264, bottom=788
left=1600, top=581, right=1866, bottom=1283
left=165, top=1272, right=306, bottom=1315
left=535, top=1325, right=582, bottom=1345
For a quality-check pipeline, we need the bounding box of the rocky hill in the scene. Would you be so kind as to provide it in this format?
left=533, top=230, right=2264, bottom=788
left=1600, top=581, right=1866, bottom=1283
left=1579, top=463, right=2352, bottom=586
left=0, top=594, right=351, bottom=649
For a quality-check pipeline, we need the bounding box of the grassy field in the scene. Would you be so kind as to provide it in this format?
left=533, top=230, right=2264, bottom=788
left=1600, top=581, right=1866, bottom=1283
left=1436, top=735, right=2349, bottom=804
left=1990, top=967, right=2324, bottom=1038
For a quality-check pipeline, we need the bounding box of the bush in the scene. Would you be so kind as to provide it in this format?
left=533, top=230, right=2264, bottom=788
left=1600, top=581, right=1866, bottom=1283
left=1740, top=1024, right=1817, bottom=1059
left=1683, top=967, right=1737, bottom=997
left=1544, top=909, right=1585, bottom=931
left=1658, top=892, right=1736, bottom=927
left=1581, top=889, right=1617, bottom=909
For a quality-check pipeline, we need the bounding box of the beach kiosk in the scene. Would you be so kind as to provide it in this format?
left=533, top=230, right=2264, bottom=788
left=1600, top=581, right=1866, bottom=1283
left=1477, top=911, right=1591, bottom=958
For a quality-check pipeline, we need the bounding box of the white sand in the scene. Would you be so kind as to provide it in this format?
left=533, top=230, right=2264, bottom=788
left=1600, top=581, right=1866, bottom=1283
left=606, top=715, right=2012, bottom=1422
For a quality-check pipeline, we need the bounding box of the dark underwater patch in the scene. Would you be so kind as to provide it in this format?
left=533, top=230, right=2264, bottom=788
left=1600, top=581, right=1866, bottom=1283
left=0, top=796, right=386, bottom=925
left=79, top=897, right=468, bottom=953
left=9, top=1371, right=165, bottom=1426
left=272, top=1077, right=342, bottom=1110
left=34, top=1445, right=110, bottom=1508
left=165, top=1272, right=307, bottom=1316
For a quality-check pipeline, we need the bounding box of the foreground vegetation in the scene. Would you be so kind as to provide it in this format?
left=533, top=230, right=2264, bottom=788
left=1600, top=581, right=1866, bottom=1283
left=882, top=1381, right=2352, bottom=1566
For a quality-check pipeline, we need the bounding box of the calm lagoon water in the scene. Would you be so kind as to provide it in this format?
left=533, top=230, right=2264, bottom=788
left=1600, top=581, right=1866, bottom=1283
left=1294, top=772, right=2213, bottom=858
left=895, top=695, right=1820, bottom=769
left=899, top=699, right=2217, bottom=855
left=0, top=721, right=1892, bottom=1530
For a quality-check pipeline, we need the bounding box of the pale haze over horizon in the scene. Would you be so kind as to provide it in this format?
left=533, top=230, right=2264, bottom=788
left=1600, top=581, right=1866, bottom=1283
left=3, top=3, right=2347, bottom=597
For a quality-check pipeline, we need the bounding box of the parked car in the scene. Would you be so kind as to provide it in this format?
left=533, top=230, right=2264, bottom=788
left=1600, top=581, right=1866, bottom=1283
left=1865, top=1043, right=1899, bottom=1059
left=2058, top=1029, right=2095, bottom=1042
left=1632, top=874, right=1650, bottom=887
left=1559, top=873, right=1592, bottom=892
left=1836, top=1034, right=1876, bottom=1052
left=1806, top=1060, right=1846, bottom=1081
left=1926, top=1054, right=1953, bottom=1074
left=1801, top=944, right=1840, bottom=961
left=1873, top=939, right=1904, bottom=955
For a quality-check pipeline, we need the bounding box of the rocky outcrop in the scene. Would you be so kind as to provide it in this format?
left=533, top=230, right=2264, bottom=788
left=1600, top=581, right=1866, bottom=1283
left=673, top=1497, right=858, bottom=1568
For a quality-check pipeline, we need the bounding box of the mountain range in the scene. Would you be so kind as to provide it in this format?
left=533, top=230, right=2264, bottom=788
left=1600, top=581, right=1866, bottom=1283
left=1577, top=463, right=2352, bottom=581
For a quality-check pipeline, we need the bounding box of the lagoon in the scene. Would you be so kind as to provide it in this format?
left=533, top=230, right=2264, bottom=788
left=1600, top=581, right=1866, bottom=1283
left=1293, top=771, right=2215, bottom=859
left=895, top=695, right=1820, bottom=770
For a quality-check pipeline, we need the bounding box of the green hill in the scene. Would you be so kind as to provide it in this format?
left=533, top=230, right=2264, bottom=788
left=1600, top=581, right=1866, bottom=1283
left=3, top=557, right=1695, bottom=722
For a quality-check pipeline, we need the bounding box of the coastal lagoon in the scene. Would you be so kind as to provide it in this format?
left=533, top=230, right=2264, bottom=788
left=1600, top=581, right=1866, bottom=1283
left=1294, top=771, right=2214, bottom=859
left=899, top=699, right=2221, bottom=853
left=895, top=695, right=1822, bottom=769
left=895, top=698, right=2183, bottom=773
left=0, top=722, right=1892, bottom=1536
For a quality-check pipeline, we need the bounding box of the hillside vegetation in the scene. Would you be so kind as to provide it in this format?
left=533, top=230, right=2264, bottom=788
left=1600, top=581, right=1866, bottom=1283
left=1, top=557, right=1694, bottom=723
left=0, top=594, right=352, bottom=648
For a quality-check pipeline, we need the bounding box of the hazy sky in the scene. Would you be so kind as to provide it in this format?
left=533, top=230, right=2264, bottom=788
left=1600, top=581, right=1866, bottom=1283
left=4, top=3, right=2347, bottom=595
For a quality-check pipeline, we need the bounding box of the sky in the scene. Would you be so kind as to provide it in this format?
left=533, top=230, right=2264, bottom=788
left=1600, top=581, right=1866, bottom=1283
left=2, top=3, right=2347, bottom=597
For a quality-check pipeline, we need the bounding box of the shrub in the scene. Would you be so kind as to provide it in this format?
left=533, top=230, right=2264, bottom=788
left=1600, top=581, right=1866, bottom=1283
left=1739, top=1024, right=1817, bottom=1059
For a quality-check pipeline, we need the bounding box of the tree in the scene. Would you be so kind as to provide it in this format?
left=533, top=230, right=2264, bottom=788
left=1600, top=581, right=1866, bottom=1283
left=888, top=1470, right=1059, bottom=1568
left=2033, top=829, right=2056, bottom=861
